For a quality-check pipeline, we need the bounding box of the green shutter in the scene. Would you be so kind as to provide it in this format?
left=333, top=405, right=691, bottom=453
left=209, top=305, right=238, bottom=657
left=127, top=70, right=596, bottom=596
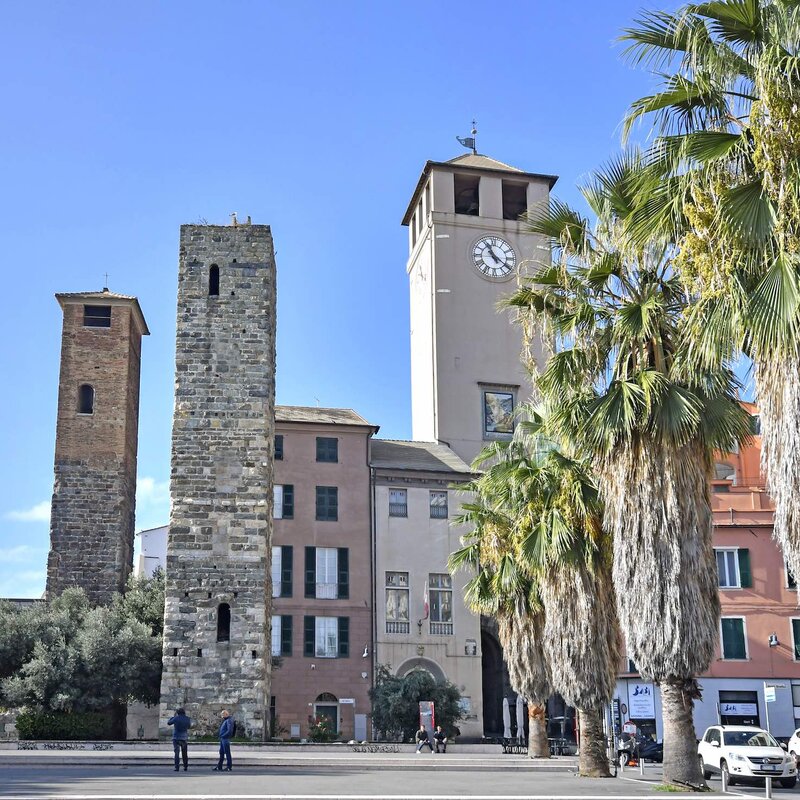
left=282, top=485, right=294, bottom=519
left=337, top=548, right=349, bottom=600
left=280, top=615, right=293, bottom=656
left=721, top=618, right=747, bottom=659
left=738, top=549, right=752, bottom=588
left=338, top=616, right=349, bottom=658
left=280, top=546, right=293, bottom=598
left=304, top=616, right=315, bottom=657
left=793, top=620, right=800, bottom=661
left=305, top=547, right=316, bottom=598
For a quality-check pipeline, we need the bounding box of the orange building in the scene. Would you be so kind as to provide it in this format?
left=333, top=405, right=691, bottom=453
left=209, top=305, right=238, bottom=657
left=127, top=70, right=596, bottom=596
left=616, top=404, right=800, bottom=740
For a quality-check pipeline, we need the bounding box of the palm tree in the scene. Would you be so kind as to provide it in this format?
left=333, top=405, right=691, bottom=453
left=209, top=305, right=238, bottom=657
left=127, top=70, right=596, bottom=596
left=452, top=424, right=621, bottom=776
left=620, top=0, right=800, bottom=584
left=450, top=474, right=553, bottom=759
left=506, top=153, right=752, bottom=788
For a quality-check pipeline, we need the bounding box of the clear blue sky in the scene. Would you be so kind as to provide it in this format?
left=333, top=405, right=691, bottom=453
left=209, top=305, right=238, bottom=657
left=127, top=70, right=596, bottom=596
left=0, top=0, right=674, bottom=597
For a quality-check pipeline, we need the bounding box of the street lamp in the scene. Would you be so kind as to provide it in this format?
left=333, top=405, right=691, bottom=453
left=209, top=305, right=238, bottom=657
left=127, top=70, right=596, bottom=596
left=768, top=632, right=779, bottom=648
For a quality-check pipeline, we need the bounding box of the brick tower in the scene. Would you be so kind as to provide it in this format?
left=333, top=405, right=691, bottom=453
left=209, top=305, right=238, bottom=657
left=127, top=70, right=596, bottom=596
left=159, top=222, right=276, bottom=739
left=46, top=290, right=149, bottom=605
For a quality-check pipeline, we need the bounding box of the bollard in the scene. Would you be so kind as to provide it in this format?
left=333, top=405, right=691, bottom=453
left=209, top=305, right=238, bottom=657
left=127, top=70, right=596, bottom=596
left=721, top=768, right=728, bottom=793
left=765, top=775, right=773, bottom=799
left=639, top=756, right=644, bottom=776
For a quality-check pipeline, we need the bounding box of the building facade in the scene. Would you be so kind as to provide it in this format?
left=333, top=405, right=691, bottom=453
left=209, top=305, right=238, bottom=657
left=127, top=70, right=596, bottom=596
left=270, top=406, right=377, bottom=741
left=47, top=289, right=149, bottom=605
left=159, top=223, right=277, bottom=739
left=370, top=439, right=483, bottom=738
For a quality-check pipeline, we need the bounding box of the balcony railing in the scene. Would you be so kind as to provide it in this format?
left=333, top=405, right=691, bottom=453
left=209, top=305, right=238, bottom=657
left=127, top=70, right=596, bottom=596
left=386, top=620, right=410, bottom=634
left=316, top=582, right=338, bottom=599
left=430, top=505, right=448, bottom=519
left=389, top=503, right=408, bottom=518
left=430, top=621, right=453, bottom=635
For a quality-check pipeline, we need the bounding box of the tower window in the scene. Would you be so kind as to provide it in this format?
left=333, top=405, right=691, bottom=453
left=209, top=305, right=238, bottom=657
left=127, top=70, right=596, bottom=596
left=217, top=602, right=231, bottom=642
left=78, top=384, right=95, bottom=414
left=209, top=264, right=220, bottom=296
left=454, top=174, right=480, bottom=216
left=502, top=181, right=528, bottom=221
left=83, top=305, right=111, bottom=328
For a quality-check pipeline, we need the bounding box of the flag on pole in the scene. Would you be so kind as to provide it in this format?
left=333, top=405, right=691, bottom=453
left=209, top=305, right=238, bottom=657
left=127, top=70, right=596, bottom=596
left=423, top=579, right=429, bottom=620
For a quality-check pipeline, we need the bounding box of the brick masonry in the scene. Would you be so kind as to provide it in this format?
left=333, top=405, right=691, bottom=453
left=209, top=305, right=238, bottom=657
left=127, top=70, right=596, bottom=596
left=159, top=223, right=276, bottom=740
left=47, top=295, right=147, bottom=606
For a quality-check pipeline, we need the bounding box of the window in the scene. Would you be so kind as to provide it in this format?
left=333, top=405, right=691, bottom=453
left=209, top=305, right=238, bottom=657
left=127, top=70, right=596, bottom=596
left=721, top=617, right=748, bottom=659
left=788, top=564, right=797, bottom=589
left=430, top=491, right=448, bottom=519
left=750, top=414, right=762, bottom=435
left=271, top=545, right=293, bottom=598
left=429, top=573, right=453, bottom=635
left=78, top=384, right=95, bottom=414
left=389, top=489, right=408, bottom=518
left=83, top=305, right=111, bottom=328
left=386, top=572, right=409, bottom=634
left=793, top=619, right=800, bottom=660
left=424, top=182, right=431, bottom=218
left=454, top=173, right=480, bottom=215
left=502, top=180, right=528, bottom=221
left=275, top=435, right=283, bottom=460
left=304, top=546, right=348, bottom=599
left=316, top=437, right=338, bottom=463
left=304, top=616, right=349, bottom=658
left=274, top=484, right=294, bottom=519
left=209, top=264, right=220, bottom=296
left=719, top=690, right=760, bottom=726
left=715, top=548, right=751, bottom=588
left=483, top=390, right=514, bottom=436
left=714, top=462, right=736, bottom=482
left=316, top=486, right=338, bottom=521
left=271, top=615, right=292, bottom=657
left=216, top=603, right=231, bottom=643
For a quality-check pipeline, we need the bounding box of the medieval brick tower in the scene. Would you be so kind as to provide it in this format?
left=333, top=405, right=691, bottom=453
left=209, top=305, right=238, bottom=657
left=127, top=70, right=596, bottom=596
left=159, top=223, right=276, bottom=739
left=46, top=290, right=149, bottom=605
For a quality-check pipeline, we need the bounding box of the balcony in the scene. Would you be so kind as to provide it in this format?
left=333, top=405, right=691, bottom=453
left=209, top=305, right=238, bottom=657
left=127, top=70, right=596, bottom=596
left=430, top=505, right=448, bottom=519
left=315, top=582, right=338, bottom=599
left=389, top=503, right=408, bottom=518
left=386, top=620, right=410, bottom=634
left=430, top=622, right=453, bottom=635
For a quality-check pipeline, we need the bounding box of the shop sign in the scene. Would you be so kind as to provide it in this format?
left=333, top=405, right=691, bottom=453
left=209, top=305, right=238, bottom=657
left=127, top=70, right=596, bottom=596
left=628, top=682, right=655, bottom=718
left=721, top=702, right=758, bottom=716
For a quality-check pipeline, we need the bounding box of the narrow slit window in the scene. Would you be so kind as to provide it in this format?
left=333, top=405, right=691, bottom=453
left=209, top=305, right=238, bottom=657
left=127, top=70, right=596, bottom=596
left=209, top=264, right=220, bottom=296
left=217, top=602, right=231, bottom=642
left=78, top=384, right=95, bottom=414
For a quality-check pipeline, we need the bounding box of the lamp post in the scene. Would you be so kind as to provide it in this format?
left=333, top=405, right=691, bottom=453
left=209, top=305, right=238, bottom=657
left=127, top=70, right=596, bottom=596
left=765, top=634, right=779, bottom=734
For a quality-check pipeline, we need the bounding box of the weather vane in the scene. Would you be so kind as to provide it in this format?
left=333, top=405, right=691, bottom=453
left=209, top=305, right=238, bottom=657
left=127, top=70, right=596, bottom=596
left=456, top=120, right=478, bottom=155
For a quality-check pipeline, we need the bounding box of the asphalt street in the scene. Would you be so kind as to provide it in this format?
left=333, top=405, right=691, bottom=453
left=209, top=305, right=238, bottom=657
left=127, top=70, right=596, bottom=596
left=3, top=764, right=797, bottom=799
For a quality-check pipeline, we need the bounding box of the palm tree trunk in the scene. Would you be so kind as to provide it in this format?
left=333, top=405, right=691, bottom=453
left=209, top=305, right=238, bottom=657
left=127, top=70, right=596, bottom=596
left=577, top=707, right=610, bottom=777
left=660, top=679, right=706, bottom=789
left=527, top=703, right=549, bottom=758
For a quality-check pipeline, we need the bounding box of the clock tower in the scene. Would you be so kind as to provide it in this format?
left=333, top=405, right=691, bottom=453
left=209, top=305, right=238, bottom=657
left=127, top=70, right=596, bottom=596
left=402, top=153, right=557, bottom=465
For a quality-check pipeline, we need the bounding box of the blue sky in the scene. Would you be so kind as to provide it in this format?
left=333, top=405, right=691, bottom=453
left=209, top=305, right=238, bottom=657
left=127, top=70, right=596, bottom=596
left=0, top=0, right=675, bottom=597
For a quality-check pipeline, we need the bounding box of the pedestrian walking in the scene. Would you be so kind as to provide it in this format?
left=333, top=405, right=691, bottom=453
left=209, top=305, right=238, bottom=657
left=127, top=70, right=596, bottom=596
left=415, top=724, right=433, bottom=753
left=167, top=708, right=192, bottom=771
left=433, top=725, right=448, bottom=754
left=212, top=710, right=235, bottom=771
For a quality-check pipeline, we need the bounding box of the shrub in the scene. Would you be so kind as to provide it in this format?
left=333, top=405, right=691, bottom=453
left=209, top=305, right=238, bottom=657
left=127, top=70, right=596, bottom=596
left=16, top=709, right=118, bottom=740
left=307, top=715, right=337, bottom=742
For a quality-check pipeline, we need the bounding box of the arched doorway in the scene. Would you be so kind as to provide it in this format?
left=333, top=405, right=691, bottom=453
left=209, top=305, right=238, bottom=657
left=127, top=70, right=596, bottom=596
left=314, top=692, right=339, bottom=734
left=481, top=626, right=505, bottom=736
left=396, top=657, right=446, bottom=682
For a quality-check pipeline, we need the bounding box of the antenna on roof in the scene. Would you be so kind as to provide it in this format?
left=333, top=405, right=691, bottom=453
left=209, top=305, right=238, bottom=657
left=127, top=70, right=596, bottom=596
left=103, top=273, right=109, bottom=292
left=456, top=120, right=478, bottom=155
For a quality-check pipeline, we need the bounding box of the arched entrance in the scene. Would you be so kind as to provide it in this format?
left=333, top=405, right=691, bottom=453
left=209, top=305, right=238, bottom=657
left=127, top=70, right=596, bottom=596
left=481, top=625, right=505, bottom=736
left=396, top=657, right=446, bottom=682
left=314, top=692, right=339, bottom=734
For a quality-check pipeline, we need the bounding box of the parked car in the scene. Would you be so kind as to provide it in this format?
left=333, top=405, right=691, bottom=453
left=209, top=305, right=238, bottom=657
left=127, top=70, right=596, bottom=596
left=787, top=728, right=800, bottom=764
left=698, top=725, right=797, bottom=788
left=617, top=733, right=663, bottom=766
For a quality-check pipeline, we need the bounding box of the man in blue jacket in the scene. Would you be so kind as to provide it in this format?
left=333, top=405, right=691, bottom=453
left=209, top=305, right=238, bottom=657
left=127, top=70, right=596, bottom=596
left=166, top=708, right=192, bottom=771
left=212, top=710, right=235, bottom=771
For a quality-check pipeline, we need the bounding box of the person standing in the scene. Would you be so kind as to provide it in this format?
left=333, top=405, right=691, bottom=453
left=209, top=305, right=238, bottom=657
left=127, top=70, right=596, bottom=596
left=433, top=725, right=448, bottom=754
left=213, top=710, right=235, bottom=771
left=415, top=724, right=433, bottom=753
left=167, top=708, right=192, bottom=771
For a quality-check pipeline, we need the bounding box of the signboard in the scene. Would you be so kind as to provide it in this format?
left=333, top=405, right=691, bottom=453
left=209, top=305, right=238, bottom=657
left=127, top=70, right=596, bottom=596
left=622, top=721, right=637, bottom=736
left=765, top=686, right=776, bottom=703
left=628, top=682, right=655, bottom=718
left=339, top=698, right=355, bottom=705
left=612, top=698, right=621, bottom=734
left=721, top=702, right=758, bottom=716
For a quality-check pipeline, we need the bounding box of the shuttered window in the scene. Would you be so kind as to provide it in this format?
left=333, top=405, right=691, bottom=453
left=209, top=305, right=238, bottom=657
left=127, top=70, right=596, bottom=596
left=721, top=617, right=747, bottom=660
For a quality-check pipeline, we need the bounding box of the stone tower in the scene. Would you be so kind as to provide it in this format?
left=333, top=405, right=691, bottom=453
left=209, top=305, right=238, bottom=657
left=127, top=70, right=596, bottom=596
left=402, top=154, right=556, bottom=465
left=47, top=290, right=149, bottom=605
left=159, top=222, right=276, bottom=740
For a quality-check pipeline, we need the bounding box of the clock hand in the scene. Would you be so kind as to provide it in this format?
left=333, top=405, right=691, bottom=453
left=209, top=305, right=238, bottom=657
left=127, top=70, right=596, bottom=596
left=486, top=246, right=501, bottom=264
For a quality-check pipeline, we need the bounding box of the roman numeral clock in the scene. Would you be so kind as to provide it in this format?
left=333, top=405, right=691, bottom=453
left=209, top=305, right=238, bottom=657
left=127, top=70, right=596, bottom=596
left=472, top=235, right=517, bottom=280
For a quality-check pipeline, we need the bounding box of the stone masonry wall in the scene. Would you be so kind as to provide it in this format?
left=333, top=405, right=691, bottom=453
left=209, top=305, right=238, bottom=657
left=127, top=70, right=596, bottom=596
left=47, top=302, right=143, bottom=605
left=159, top=223, right=276, bottom=740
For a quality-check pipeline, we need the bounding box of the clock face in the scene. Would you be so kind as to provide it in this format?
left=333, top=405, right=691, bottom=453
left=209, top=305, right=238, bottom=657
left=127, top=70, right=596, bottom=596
left=472, top=236, right=516, bottom=279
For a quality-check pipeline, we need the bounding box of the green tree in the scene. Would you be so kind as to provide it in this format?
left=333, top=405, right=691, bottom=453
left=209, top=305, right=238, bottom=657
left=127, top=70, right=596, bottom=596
left=369, top=665, right=463, bottom=742
left=621, top=0, right=800, bottom=586
left=506, top=154, right=751, bottom=787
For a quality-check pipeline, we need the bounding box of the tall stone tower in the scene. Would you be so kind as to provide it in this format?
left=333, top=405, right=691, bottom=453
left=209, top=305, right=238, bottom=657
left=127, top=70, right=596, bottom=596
left=402, top=153, right=556, bottom=465
left=47, top=290, right=149, bottom=605
left=160, top=222, right=276, bottom=739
